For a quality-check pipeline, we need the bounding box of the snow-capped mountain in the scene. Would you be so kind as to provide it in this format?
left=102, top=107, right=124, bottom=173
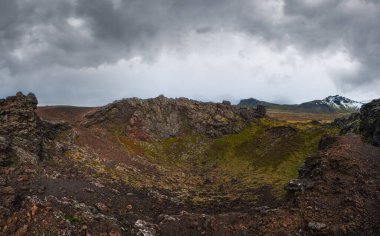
left=239, top=95, right=364, bottom=113
left=320, top=95, right=363, bottom=112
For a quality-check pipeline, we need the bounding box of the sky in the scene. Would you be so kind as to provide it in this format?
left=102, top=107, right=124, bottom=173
left=1, top=0, right=380, bottom=106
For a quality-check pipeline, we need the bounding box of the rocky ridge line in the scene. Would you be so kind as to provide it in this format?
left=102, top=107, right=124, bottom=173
left=83, top=95, right=266, bottom=140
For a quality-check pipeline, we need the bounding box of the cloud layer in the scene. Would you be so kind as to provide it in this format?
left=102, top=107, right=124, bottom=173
left=1, top=0, right=379, bottom=105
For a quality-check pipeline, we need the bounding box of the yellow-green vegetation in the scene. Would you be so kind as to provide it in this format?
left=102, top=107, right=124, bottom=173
left=64, top=215, right=80, bottom=223
left=64, top=118, right=339, bottom=206
left=267, top=108, right=350, bottom=123
left=108, top=118, right=339, bottom=205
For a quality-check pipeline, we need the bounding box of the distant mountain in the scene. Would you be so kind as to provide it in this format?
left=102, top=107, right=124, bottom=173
left=238, top=95, right=364, bottom=113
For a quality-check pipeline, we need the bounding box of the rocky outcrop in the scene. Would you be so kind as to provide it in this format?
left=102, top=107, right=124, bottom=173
left=0, top=92, right=69, bottom=166
left=333, top=112, right=360, bottom=134
left=359, top=99, right=380, bottom=146
left=83, top=95, right=266, bottom=139
left=276, top=135, right=380, bottom=235
left=335, top=99, right=380, bottom=146
left=0, top=92, right=42, bottom=165
left=0, top=92, right=70, bottom=234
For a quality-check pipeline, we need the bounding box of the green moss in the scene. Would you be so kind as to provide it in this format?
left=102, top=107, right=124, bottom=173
left=136, top=118, right=339, bottom=201
left=9, top=153, right=18, bottom=167
left=67, top=118, right=339, bottom=205
left=64, top=215, right=80, bottom=223
left=203, top=119, right=338, bottom=196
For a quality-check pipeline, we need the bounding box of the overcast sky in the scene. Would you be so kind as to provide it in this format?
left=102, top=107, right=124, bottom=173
left=1, top=0, right=380, bottom=106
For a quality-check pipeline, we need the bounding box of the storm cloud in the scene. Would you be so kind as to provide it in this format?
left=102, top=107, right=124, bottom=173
left=0, top=0, right=379, bottom=105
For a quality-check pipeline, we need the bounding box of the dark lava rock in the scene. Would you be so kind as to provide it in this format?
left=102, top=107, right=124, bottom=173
left=318, top=135, right=338, bottom=151
left=285, top=179, right=313, bottom=193
left=334, top=99, right=380, bottom=147
left=0, top=92, right=42, bottom=165
left=299, top=156, right=322, bottom=179
left=285, top=179, right=306, bottom=192
left=222, top=100, right=231, bottom=106
left=255, top=105, right=266, bottom=117
left=359, top=99, right=380, bottom=146
left=83, top=96, right=266, bottom=140
left=334, top=112, right=360, bottom=135
left=0, top=92, right=70, bottom=166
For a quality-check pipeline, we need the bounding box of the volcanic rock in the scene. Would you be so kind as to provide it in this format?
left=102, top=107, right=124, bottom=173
left=335, top=99, right=380, bottom=147
left=359, top=99, right=380, bottom=146
left=0, top=92, right=69, bottom=166
left=83, top=96, right=266, bottom=139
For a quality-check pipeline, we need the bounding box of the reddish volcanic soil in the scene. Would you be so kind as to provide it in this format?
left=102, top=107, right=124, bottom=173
left=37, top=106, right=97, bottom=125
left=37, top=106, right=159, bottom=177
left=0, top=106, right=377, bottom=235
left=35, top=107, right=380, bottom=234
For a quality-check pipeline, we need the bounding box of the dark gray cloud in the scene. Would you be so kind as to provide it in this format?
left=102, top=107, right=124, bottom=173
left=282, top=0, right=380, bottom=87
left=0, top=0, right=379, bottom=104
left=0, top=0, right=286, bottom=71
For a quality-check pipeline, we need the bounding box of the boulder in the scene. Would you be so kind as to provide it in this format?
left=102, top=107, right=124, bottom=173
left=308, top=222, right=327, bottom=232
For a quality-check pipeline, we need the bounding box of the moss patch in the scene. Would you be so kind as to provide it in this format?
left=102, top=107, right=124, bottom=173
left=108, top=118, right=338, bottom=204
left=66, top=118, right=339, bottom=206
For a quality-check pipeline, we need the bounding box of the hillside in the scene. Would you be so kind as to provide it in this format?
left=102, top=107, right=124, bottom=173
left=239, top=95, right=363, bottom=114
left=1, top=93, right=380, bottom=235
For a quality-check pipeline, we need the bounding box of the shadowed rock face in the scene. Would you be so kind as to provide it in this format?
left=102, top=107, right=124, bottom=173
left=0, top=92, right=69, bottom=166
left=336, top=99, right=380, bottom=146
left=0, top=92, right=42, bottom=165
left=0, top=92, right=70, bottom=232
left=83, top=96, right=266, bottom=140
left=360, top=99, right=380, bottom=146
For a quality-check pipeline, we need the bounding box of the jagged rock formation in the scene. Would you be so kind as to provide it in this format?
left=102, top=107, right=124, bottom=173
left=360, top=99, right=380, bottom=146
left=334, top=112, right=360, bottom=134
left=83, top=95, right=266, bottom=139
left=0, top=92, right=43, bottom=166
left=335, top=98, right=380, bottom=146
left=0, top=92, right=69, bottom=166
left=0, top=92, right=70, bottom=234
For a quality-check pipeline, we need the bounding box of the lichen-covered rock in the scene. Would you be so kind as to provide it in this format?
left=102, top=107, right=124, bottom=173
left=334, top=112, right=360, bottom=135
left=359, top=99, right=380, bottom=146
left=83, top=96, right=265, bottom=140
left=0, top=92, right=42, bottom=165
left=0, top=92, right=69, bottom=166
left=307, top=222, right=327, bottom=232
left=335, top=99, right=380, bottom=146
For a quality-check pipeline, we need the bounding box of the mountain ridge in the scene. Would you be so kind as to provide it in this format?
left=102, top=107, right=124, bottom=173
left=239, top=95, right=364, bottom=114
left=82, top=95, right=266, bottom=139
